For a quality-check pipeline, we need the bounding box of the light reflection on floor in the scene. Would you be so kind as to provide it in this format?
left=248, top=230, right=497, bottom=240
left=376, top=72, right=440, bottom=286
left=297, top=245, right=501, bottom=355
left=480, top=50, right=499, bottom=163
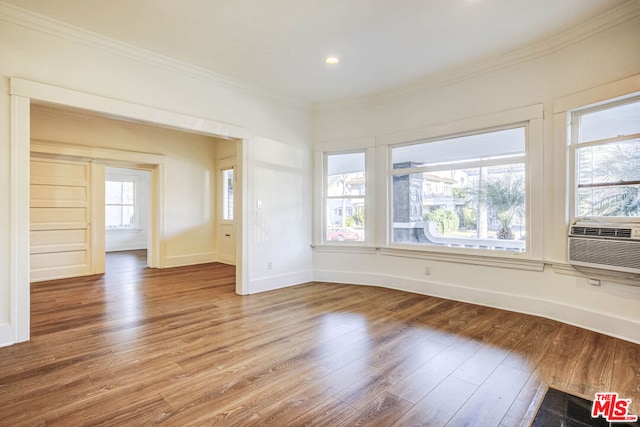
left=104, top=250, right=147, bottom=340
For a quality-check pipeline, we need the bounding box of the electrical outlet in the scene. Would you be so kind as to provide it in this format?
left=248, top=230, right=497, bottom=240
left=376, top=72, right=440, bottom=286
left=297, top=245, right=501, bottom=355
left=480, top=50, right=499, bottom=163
left=267, top=261, right=273, bottom=270
left=425, top=266, right=431, bottom=275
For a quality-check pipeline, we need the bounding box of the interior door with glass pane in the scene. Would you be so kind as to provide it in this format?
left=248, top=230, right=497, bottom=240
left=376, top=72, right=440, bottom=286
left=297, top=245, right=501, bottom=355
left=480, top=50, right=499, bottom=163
left=30, top=156, right=93, bottom=281
left=218, top=166, right=236, bottom=265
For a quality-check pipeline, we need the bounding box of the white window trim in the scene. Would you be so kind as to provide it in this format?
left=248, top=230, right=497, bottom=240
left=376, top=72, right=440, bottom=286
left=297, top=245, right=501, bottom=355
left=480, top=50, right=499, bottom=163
left=105, top=173, right=142, bottom=231
left=313, top=107, right=544, bottom=269
left=314, top=138, right=376, bottom=247
left=221, top=166, right=235, bottom=223
left=569, top=94, right=640, bottom=221
left=218, top=156, right=236, bottom=226
left=380, top=105, right=544, bottom=261
left=550, top=74, right=640, bottom=265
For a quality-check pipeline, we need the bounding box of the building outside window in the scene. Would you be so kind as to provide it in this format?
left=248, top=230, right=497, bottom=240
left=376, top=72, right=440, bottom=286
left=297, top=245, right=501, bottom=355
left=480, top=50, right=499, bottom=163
left=571, top=96, right=640, bottom=218
left=325, top=151, right=366, bottom=242
left=390, top=127, right=527, bottom=252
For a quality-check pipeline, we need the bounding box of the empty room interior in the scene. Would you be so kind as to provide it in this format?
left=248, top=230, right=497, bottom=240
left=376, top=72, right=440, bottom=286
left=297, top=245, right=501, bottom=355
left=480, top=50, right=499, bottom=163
left=1, top=1, right=640, bottom=425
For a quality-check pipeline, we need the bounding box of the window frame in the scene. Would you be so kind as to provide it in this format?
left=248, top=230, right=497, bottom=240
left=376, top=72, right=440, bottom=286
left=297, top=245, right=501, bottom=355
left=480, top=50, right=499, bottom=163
left=550, top=74, right=640, bottom=266
left=569, top=94, right=640, bottom=221
left=105, top=174, right=142, bottom=231
left=377, top=105, right=544, bottom=262
left=314, top=139, right=376, bottom=248
left=323, top=149, right=367, bottom=245
left=221, top=166, right=235, bottom=223
left=387, top=123, right=530, bottom=255
left=313, top=106, right=543, bottom=268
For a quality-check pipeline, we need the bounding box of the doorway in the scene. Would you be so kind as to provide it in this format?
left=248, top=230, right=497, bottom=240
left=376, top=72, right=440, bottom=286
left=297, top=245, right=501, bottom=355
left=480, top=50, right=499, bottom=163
left=11, top=79, right=248, bottom=345
left=105, top=167, right=151, bottom=262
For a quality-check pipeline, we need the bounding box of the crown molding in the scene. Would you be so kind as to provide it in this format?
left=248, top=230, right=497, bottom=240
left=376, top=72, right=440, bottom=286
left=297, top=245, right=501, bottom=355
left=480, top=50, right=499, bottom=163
left=2, top=1, right=637, bottom=115
left=0, top=2, right=312, bottom=113
left=315, top=0, right=640, bottom=113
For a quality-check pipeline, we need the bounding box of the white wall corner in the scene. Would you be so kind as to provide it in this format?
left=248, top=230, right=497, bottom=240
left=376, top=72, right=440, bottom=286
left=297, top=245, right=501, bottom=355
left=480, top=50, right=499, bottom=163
left=0, top=323, right=13, bottom=348
left=248, top=270, right=314, bottom=294
left=217, top=254, right=235, bottom=266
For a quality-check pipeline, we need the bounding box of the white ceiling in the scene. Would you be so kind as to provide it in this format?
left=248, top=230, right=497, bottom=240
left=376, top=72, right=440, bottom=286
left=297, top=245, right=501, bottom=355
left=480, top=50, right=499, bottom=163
left=3, top=0, right=631, bottom=104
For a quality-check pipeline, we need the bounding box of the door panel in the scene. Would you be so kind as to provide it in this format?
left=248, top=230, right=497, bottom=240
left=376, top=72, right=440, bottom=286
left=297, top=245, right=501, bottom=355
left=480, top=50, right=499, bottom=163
left=218, top=223, right=235, bottom=265
left=218, top=166, right=236, bottom=265
left=30, top=157, right=93, bottom=282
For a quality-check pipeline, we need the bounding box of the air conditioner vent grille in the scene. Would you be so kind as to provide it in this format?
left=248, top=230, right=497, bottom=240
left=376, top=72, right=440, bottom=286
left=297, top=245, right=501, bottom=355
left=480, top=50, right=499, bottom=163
left=570, top=226, right=632, bottom=239
left=569, top=238, right=640, bottom=272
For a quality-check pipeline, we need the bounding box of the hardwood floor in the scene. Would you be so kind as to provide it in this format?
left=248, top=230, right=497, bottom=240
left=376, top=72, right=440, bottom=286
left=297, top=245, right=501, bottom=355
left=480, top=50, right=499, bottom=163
left=1, top=250, right=639, bottom=426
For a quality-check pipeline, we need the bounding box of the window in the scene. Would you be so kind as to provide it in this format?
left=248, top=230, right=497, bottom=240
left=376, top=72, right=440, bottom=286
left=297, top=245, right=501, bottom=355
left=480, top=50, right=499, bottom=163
left=390, top=127, right=526, bottom=252
left=106, top=180, right=136, bottom=228
left=571, top=96, right=640, bottom=218
left=222, top=168, right=234, bottom=221
left=325, top=152, right=366, bottom=242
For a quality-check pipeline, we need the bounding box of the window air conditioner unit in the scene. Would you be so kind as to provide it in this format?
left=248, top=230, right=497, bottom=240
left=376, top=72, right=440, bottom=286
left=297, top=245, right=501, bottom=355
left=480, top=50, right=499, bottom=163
left=568, top=219, right=640, bottom=276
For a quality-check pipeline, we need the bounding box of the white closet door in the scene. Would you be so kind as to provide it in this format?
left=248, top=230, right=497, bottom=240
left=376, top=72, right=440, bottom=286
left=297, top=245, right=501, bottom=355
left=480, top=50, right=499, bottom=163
left=30, top=156, right=93, bottom=282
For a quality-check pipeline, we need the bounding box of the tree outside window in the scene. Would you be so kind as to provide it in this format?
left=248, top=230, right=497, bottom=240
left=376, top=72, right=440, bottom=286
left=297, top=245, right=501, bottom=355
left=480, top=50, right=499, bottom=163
left=391, top=127, right=527, bottom=251
left=573, top=97, right=640, bottom=218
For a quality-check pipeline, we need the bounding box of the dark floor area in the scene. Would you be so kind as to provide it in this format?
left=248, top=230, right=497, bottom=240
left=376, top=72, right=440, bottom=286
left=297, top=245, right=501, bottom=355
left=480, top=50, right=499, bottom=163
left=533, top=388, right=639, bottom=427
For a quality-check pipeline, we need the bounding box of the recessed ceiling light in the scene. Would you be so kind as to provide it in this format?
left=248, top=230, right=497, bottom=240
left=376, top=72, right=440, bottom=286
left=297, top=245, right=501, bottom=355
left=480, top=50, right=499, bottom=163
left=326, top=56, right=339, bottom=65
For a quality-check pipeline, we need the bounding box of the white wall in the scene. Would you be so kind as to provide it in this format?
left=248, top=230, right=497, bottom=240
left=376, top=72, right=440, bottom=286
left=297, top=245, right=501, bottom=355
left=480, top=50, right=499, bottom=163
left=105, top=167, right=150, bottom=253
left=0, top=4, right=313, bottom=345
left=313, top=15, right=640, bottom=343
left=246, top=136, right=313, bottom=293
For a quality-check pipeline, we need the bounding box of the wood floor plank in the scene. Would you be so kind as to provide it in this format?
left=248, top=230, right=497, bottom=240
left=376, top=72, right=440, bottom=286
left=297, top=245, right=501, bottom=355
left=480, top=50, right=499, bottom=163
left=249, top=358, right=374, bottom=426
left=288, top=396, right=359, bottom=427
left=1, top=250, right=639, bottom=426
left=387, top=337, right=482, bottom=404
left=499, top=371, right=545, bottom=427
left=447, top=364, right=531, bottom=426
left=450, top=343, right=512, bottom=386
left=612, top=339, right=640, bottom=415
left=393, top=376, right=477, bottom=427
left=0, top=375, right=100, bottom=426
left=567, top=332, right=616, bottom=398
left=537, top=324, right=589, bottom=391
left=502, top=317, right=560, bottom=373
left=45, top=391, right=173, bottom=427
left=338, top=391, right=413, bottom=427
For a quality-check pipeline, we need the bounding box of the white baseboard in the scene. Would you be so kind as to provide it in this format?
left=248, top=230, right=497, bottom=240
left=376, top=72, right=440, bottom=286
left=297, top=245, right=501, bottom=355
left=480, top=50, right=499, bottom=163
left=0, top=323, right=13, bottom=348
left=217, top=254, right=235, bottom=266
left=106, top=242, right=147, bottom=252
left=30, top=266, right=93, bottom=283
left=314, top=269, right=640, bottom=345
left=248, top=270, right=314, bottom=294
left=163, top=252, right=217, bottom=268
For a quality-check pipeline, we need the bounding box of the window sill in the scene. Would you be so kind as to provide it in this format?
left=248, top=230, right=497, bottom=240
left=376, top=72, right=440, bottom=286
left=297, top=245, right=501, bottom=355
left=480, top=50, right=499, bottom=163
left=311, top=244, right=377, bottom=255
left=106, top=228, right=143, bottom=233
left=381, top=247, right=544, bottom=271
left=312, top=244, right=544, bottom=272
